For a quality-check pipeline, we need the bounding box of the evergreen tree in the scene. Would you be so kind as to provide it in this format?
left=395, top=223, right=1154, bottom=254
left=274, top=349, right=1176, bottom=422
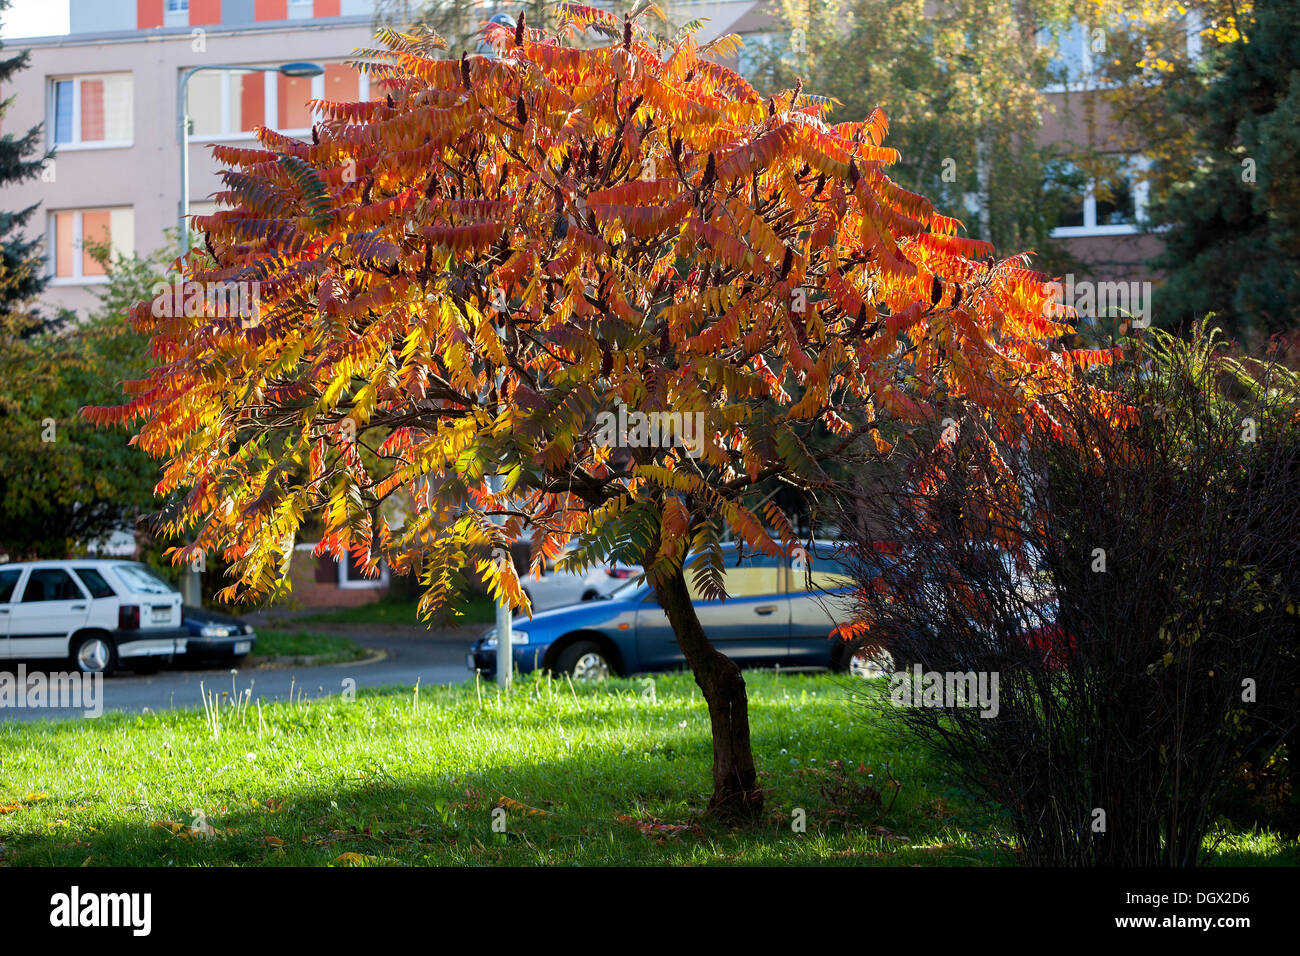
left=1151, top=0, right=1300, bottom=340
left=0, top=0, right=52, bottom=326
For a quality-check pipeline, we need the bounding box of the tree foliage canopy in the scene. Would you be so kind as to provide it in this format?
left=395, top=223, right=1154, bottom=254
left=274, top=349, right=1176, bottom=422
left=90, top=8, right=1101, bottom=616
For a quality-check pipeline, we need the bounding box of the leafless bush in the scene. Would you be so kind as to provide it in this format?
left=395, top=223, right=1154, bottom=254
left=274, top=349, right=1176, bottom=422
left=835, top=329, right=1300, bottom=865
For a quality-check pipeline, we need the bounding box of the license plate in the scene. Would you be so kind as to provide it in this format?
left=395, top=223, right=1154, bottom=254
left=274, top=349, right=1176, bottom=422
left=151, top=606, right=171, bottom=623
left=234, top=641, right=251, bottom=655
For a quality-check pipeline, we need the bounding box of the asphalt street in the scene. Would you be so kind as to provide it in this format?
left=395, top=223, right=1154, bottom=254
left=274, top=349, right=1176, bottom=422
left=0, top=629, right=477, bottom=723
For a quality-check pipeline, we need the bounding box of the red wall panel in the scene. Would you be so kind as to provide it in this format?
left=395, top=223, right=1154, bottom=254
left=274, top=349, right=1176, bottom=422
left=255, top=0, right=288, bottom=20
left=190, top=0, right=223, bottom=26
left=137, top=0, right=164, bottom=29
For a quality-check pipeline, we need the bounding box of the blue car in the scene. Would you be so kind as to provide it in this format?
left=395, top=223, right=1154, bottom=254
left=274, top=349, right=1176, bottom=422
left=467, top=542, right=885, bottom=680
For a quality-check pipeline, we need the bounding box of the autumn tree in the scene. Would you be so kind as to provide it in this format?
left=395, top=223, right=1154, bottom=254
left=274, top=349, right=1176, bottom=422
left=89, top=6, right=1098, bottom=816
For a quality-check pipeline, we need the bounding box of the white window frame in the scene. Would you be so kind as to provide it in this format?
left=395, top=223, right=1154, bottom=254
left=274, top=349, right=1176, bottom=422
left=1041, top=14, right=1207, bottom=94
left=48, top=73, right=133, bottom=151
left=1050, top=156, right=1151, bottom=239
left=46, top=208, right=130, bottom=286
left=338, top=557, right=390, bottom=591
left=187, top=64, right=371, bottom=143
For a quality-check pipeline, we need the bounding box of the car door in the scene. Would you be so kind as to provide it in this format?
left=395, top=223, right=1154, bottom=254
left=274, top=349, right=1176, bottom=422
left=635, top=553, right=790, bottom=668
left=788, top=552, right=858, bottom=666
left=7, top=566, right=91, bottom=660
left=0, top=568, right=23, bottom=659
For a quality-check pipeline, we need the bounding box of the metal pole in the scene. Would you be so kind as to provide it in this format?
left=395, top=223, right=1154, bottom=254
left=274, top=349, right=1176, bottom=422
left=178, top=67, right=193, bottom=249
left=489, top=473, right=513, bottom=689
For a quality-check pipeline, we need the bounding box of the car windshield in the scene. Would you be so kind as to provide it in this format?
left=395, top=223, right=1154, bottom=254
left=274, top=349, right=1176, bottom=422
left=604, top=573, right=648, bottom=599
left=114, top=563, right=175, bottom=595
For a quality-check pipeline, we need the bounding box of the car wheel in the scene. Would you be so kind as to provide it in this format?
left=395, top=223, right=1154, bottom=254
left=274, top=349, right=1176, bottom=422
left=555, top=641, right=614, bottom=681
left=580, top=590, right=598, bottom=601
left=839, top=638, right=893, bottom=678
left=71, top=633, right=117, bottom=676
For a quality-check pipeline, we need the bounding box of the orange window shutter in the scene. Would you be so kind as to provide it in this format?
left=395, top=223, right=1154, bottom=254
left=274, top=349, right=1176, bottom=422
left=255, top=0, right=288, bottom=19
left=239, top=72, right=266, bottom=131
left=137, top=0, right=164, bottom=29
left=54, top=212, right=75, bottom=277
left=314, top=0, right=341, bottom=17
left=189, top=0, right=222, bottom=26
left=80, top=79, right=105, bottom=142
left=277, top=73, right=313, bottom=130
left=81, top=211, right=111, bottom=277
left=323, top=63, right=358, bottom=102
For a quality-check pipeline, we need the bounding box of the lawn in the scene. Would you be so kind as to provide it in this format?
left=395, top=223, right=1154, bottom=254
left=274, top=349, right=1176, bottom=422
left=291, top=593, right=498, bottom=629
left=0, top=672, right=1293, bottom=866
left=251, top=629, right=369, bottom=665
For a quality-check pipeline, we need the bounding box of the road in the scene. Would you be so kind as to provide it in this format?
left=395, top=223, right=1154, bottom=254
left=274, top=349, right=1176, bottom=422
left=0, top=629, right=477, bottom=723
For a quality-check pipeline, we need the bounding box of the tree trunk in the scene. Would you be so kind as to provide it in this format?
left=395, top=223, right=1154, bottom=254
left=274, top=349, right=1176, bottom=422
left=651, top=567, right=763, bottom=820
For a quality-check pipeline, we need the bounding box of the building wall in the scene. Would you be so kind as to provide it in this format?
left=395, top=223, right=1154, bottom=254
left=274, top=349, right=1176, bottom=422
left=6, top=14, right=378, bottom=317
left=285, top=546, right=390, bottom=607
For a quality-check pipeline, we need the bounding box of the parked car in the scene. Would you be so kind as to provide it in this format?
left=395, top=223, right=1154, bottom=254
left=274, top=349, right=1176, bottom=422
left=181, top=605, right=257, bottom=664
left=467, top=542, right=882, bottom=679
left=0, top=559, right=186, bottom=675
left=519, top=546, right=640, bottom=612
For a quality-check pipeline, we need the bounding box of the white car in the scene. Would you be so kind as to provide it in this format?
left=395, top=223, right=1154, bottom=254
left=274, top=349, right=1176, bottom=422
left=0, top=559, right=187, bottom=675
left=520, top=549, right=640, bottom=612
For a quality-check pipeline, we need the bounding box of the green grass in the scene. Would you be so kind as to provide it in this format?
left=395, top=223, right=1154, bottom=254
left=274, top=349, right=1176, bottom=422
left=291, top=594, right=497, bottom=629
left=251, top=630, right=368, bottom=665
left=0, top=672, right=1294, bottom=866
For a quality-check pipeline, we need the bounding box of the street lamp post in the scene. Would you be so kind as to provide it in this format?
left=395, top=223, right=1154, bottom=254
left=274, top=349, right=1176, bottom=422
left=177, top=61, right=324, bottom=248
left=481, top=15, right=516, bottom=691
left=175, top=61, right=323, bottom=605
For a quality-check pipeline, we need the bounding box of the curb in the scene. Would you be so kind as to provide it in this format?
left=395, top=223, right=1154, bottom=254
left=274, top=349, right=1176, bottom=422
left=253, top=647, right=388, bottom=670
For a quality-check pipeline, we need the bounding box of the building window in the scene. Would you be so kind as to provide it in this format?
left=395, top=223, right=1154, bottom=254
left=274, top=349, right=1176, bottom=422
left=1049, top=156, right=1149, bottom=238
left=187, top=62, right=369, bottom=140
left=50, top=74, right=132, bottom=148
left=166, top=0, right=189, bottom=11
left=735, top=32, right=795, bottom=79
left=1041, top=14, right=1207, bottom=93
left=48, top=208, right=134, bottom=283
left=338, top=554, right=389, bottom=590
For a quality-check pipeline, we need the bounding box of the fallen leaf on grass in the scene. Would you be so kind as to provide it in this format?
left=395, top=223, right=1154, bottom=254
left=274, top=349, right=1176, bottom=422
left=867, top=825, right=911, bottom=843
left=332, top=852, right=381, bottom=866
left=495, top=795, right=549, bottom=817
left=616, top=815, right=705, bottom=843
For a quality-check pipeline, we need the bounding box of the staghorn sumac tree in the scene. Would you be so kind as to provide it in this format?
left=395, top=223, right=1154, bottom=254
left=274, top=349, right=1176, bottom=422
left=87, top=6, right=1103, bottom=816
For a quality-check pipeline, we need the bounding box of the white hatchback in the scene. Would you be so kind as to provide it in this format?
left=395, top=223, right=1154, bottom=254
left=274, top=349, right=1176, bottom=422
left=521, top=549, right=640, bottom=612
left=0, top=559, right=187, bottom=675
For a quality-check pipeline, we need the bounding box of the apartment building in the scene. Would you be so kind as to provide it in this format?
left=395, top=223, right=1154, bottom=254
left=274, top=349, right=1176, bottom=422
left=2, top=0, right=383, bottom=318
left=722, top=5, right=1188, bottom=289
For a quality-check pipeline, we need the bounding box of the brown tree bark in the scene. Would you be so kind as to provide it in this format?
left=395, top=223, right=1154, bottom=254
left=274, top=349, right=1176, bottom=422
left=651, top=567, right=763, bottom=820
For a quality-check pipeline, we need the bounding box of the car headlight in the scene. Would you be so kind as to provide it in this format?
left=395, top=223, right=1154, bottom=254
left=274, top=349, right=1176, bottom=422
left=200, top=625, right=232, bottom=637
left=482, top=628, right=529, bottom=649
